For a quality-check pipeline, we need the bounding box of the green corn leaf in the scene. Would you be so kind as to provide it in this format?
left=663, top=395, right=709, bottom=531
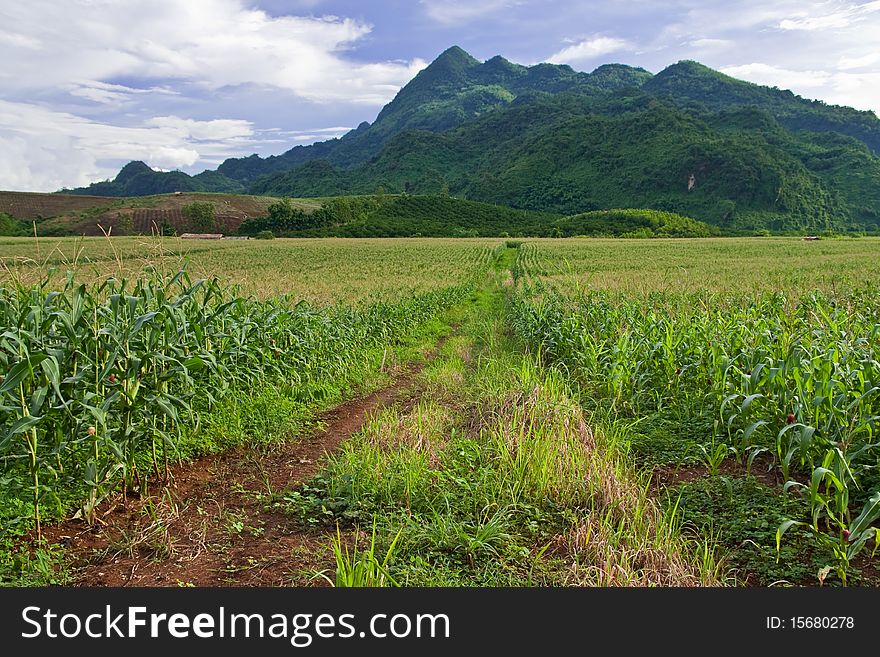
left=776, top=519, right=804, bottom=559
left=2, top=414, right=43, bottom=446
left=28, top=385, right=48, bottom=417
left=0, top=353, right=48, bottom=393
left=849, top=491, right=880, bottom=536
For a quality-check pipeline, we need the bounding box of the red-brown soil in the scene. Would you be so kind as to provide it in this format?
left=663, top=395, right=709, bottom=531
left=0, top=192, right=118, bottom=220
left=42, top=365, right=425, bottom=587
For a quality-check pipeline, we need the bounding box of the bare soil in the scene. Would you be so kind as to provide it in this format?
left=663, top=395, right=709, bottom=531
left=651, top=453, right=784, bottom=491
left=43, top=362, right=428, bottom=587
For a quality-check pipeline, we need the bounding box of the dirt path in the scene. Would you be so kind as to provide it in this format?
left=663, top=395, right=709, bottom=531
left=45, top=355, right=434, bottom=587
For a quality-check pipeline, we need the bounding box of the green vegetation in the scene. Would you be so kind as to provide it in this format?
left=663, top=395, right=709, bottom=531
left=181, top=201, right=216, bottom=232
left=285, top=248, right=718, bottom=586
left=65, top=161, right=245, bottom=197
left=251, top=96, right=863, bottom=233
left=509, top=239, right=880, bottom=585
left=68, top=47, right=880, bottom=234
left=644, top=60, right=880, bottom=154
left=236, top=196, right=715, bottom=239
left=510, top=237, right=880, bottom=295
left=0, top=213, right=28, bottom=237
left=0, top=241, right=496, bottom=584
left=3, top=236, right=880, bottom=587
left=264, top=194, right=560, bottom=237
left=555, top=209, right=715, bottom=238
left=0, top=269, right=472, bottom=540
left=0, top=236, right=496, bottom=303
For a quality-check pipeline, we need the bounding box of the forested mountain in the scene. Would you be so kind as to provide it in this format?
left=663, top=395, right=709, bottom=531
left=67, top=46, right=880, bottom=232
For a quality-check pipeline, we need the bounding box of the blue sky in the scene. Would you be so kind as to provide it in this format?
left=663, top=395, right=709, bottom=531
left=2, top=0, right=879, bottom=191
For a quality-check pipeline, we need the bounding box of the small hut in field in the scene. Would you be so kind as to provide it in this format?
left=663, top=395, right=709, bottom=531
left=180, top=233, right=223, bottom=240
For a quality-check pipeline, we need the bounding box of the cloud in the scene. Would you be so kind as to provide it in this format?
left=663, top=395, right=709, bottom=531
left=420, top=0, right=519, bottom=25
left=144, top=116, right=256, bottom=141
left=779, top=11, right=854, bottom=30
left=720, top=63, right=832, bottom=89
left=778, top=0, right=880, bottom=30
left=68, top=81, right=179, bottom=106
left=0, top=0, right=430, bottom=190
left=821, top=70, right=880, bottom=113
left=0, top=100, right=273, bottom=191
left=838, top=51, right=880, bottom=69
left=547, top=36, right=629, bottom=64
left=688, top=38, right=733, bottom=49
left=0, top=1, right=425, bottom=105
left=720, top=63, right=880, bottom=115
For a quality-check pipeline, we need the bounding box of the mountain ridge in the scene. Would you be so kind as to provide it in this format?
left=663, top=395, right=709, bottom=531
left=64, top=46, right=880, bottom=232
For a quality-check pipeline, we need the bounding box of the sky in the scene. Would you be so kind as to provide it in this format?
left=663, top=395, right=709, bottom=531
left=2, top=0, right=879, bottom=192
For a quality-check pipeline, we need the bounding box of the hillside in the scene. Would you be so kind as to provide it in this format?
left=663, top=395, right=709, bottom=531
left=643, top=61, right=880, bottom=154
left=233, top=193, right=717, bottom=238
left=0, top=189, right=721, bottom=239
left=251, top=95, right=870, bottom=232
left=0, top=191, right=313, bottom=236
left=64, top=46, right=880, bottom=232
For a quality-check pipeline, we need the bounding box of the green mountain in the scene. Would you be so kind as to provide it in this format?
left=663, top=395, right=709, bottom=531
left=68, top=47, right=880, bottom=232
left=215, top=46, right=651, bottom=184
left=643, top=61, right=880, bottom=154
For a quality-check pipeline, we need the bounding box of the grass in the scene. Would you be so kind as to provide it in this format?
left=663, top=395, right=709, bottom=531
left=283, top=247, right=720, bottom=587
left=4, top=235, right=880, bottom=587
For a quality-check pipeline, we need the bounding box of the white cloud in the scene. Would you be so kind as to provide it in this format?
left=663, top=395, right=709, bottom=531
left=0, top=1, right=425, bottom=105
left=778, top=0, right=880, bottom=30
left=0, top=0, right=429, bottom=190
left=144, top=116, right=255, bottom=141
left=838, top=51, right=880, bottom=69
left=68, top=81, right=179, bottom=106
left=688, top=38, right=733, bottom=49
left=0, top=100, right=274, bottom=191
left=720, top=63, right=832, bottom=89
left=821, top=71, right=880, bottom=113
left=547, top=36, right=629, bottom=64
left=420, top=0, right=519, bottom=25
left=779, top=12, right=853, bottom=30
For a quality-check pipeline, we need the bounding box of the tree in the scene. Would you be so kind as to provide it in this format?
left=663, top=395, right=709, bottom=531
left=182, top=201, right=216, bottom=232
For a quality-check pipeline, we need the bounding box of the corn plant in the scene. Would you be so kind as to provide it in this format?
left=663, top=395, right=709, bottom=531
left=1, top=266, right=475, bottom=538
left=509, top=243, right=880, bottom=582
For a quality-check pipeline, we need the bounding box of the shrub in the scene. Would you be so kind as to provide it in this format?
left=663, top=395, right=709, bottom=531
left=182, top=201, right=216, bottom=232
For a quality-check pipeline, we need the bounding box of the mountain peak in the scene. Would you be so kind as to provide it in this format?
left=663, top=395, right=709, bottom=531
left=480, top=54, right=526, bottom=76
left=655, top=60, right=720, bottom=80
left=435, top=45, right=479, bottom=65
left=115, top=161, right=153, bottom=184
left=418, top=45, right=480, bottom=81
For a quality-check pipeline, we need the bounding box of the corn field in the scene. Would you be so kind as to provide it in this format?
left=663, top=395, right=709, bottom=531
left=0, top=268, right=474, bottom=539
left=511, top=241, right=880, bottom=583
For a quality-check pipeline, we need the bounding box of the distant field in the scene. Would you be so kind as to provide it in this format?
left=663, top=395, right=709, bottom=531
left=0, top=191, right=118, bottom=220
left=516, top=237, right=880, bottom=295
left=4, top=235, right=880, bottom=300
left=0, top=236, right=498, bottom=304
left=0, top=191, right=323, bottom=236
